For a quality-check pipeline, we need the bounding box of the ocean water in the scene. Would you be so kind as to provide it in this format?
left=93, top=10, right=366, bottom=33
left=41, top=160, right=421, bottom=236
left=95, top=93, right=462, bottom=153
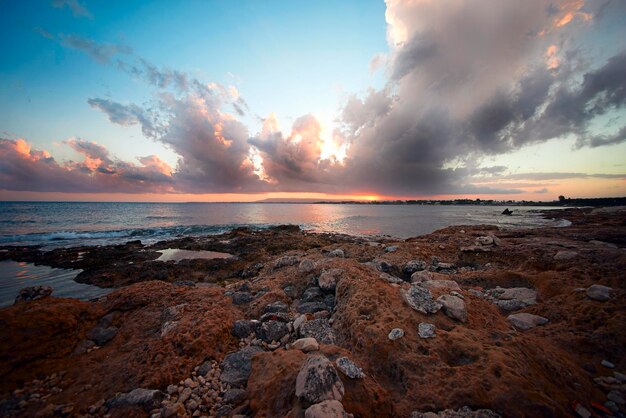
left=0, top=202, right=569, bottom=248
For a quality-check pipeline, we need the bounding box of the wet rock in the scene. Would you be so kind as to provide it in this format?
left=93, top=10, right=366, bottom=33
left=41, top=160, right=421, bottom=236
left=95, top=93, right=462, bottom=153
left=297, top=301, right=328, bottom=314
left=87, top=326, right=118, bottom=346
left=299, top=259, right=316, bottom=273
left=401, top=285, right=442, bottom=314
left=300, top=319, right=335, bottom=344
left=318, top=269, right=343, bottom=291
left=328, top=249, right=345, bottom=258
left=292, top=337, right=319, bottom=353
left=232, top=291, right=254, bottom=305
left=232, top=320, right=256, bottom=339
left=295, top=354, right=345, bottom=404
left=380, top=273, right=404, bottom=284
left=220, top=346, right=264, bottom=387
left=423, top=280, right=461, bottom=291
left=437, top=295, right=467, bottom=322
left=264, top=301, right=289, bottom=313
left=388, top=328, right=404, bottom=340
left=302, top=287, right=324, bottom=302
left=384, top=245, right=398, bottom=253
left=223, top=388, right=247, bottom=404
left=554, top=250, right=578, bottom=261
left=105, top=388, right=165, bottom=411
left=586, top=284, right=612, bottom=301
left=403, top=260, right=427, bottom=275
left=275, top=255, right=300, bottom=268
left=507, top=313, right=548, bottom=331
left=335, top=356, right=364, bottom=379
left=259, top=320, right=289, bottom=343
left=304, top=400, right=350, bottom=418
left=410, top=270, right=433, bottom=283
left=418, top=323, right=436, bottom=339
left=14, top=286, right=53, bottom=304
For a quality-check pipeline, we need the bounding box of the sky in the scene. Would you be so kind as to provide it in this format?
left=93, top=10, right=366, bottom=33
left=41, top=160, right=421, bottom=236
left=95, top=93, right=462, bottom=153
left=0, top=0, right=625, bottom=202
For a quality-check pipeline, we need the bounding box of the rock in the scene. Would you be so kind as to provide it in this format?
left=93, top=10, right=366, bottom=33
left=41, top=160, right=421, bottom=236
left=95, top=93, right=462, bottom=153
left=335, top=356, right=364, bottom=379
left=494, top=299, right=528, bottom=312
left=220, top=346, right=264, bottom=387
left=161, top=402, right=185, bottom=418
left=14, top=286, right=53, bottom=304
left=403, top=260, right=427, bottom=275
left=302, top=287, right=324, bottom=302
left=605, top=401, right=619, bottom=413
left=293, top=314, right=307, bottom=334
left=506, top=313, right=549, bottom=331
left=614, top=371, right=626, bottom=382
left=299, top=319, right=335, bottom=344
left=418, top=323, right=436, bottom=339
left=87, top=326, right=118, bottom=346
left=475, top=236, right=494, bottom=246
left=275, top=255, right=300, bottom=268
left=388, top=328, right=404, bottom=340
left=586, top=284, right=612, bottom=301
left=72, top=339, right=96, bottom=355
left=232, top=292, right=254, bottom=305
left=242, top=262, right=264, bottom=278
left=384, top=245, right=398, bottom=253
left=173, top=280, right=195, bottom=287
left=313, top=310, right=330, bottom=320
left=411, top=406, right=501, bottom=418
left=436, top=262, right=456, bottom=272
left=297, top=301, right=328, bottom=314
left=223, top=388, right=247, bottom=404
left=318, top=269, right=343, bottom=291
left=105, top=388, right=165, bottom=411
left=299, top=259, right=316, bottom=273
left=292, top=338, right=320, bottom=353
left=437, top=295, right=467, bottom=322
left=260, top=311, right=290, bottom=322
left=178, top=387, right=192, bottom=403
left=468, top=289, right=484, bottom=298
left=160, top=321, right=178, bottom=337
left=376, top=260, right=394, bottom=272
left=166, top=384, right=177, bottom=395
left=295, top=354, right=344, bottom=404
left=304, top=400, right=350, bottom=418
left=423, top=280, right=461, bottom=291
left=197, top=361, right=213, bottom=377
left=601, top=359, right=615, bottom=368
left=323, top=294, right=336, bottom=309
left=328, top=249, right=345, bottom=258
left=380, top=273, right=404, bottom=284
left=258, top=320, right=289, bottom=343
left=401, top=285, right=442, bottom=314
left=554, top=250, right=578, bottom=261
left=283, top=285, right=298, bottom=299
left=488, top=287, right=537, bottom=304
left=410, top=270, right=433, bottom=283
left=608, top=390, right=625, bottom=405
left=264, top=301, right=289, bottom=313
left=232, top=320, right=256, bottom=338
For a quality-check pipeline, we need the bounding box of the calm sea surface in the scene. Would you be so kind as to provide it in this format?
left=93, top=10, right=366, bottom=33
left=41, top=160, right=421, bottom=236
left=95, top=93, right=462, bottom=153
left=0, top=202, right=569, bottom=306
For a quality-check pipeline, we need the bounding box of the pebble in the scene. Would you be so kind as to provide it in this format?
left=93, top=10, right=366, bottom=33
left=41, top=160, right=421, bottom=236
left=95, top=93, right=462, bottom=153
left=328, top=249, right=345, bottom=258
left=601, top=359, right=615, bottom=369
left=586, top=285, right=612, bottom=302
left=335, top=356, right=364, bottom=379
left=418, top=323, right=436, bottom=339
left=384, top=245, right=398, bottom=253
left=388, top=328, right=404, bottom=340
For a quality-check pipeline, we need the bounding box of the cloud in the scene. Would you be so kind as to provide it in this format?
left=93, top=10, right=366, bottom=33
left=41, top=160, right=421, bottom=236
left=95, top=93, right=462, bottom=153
left=58, top=34, right=131, bottom=64
left=52, top=0, right=92, bottom=19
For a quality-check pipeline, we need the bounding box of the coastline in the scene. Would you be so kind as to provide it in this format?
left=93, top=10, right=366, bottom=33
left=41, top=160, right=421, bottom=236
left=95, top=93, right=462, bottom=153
left=0, top=207, right=624, bottom=417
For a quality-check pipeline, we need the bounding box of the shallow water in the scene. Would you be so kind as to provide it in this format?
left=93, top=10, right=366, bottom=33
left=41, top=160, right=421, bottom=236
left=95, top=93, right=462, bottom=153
left=155, top=248, right=233, bottom=262
left=0, top=260, right=111, bottom=308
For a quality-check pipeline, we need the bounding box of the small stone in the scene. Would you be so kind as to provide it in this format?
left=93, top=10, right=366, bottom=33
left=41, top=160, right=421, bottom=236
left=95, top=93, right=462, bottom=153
left=292, top=337, right=319, bottom=353
left=299, top=259, right=316, bottom=273
left=403, top=260, right=427, bottom=275
left=437, top=295, right=467, bottom=322
left=275, top=255, right=300, bottom=268
left=232, top=320, right=256, bottom=339
left=328, top=249, right=345, bottom=258
left=605, top=401, right=619, bottom=413
left=264, top=301, right=289, bottom=313
left=259, top=311, right=290, bottom=322
left=388, top=328, right=404, bottom=340
left=586, top=285, right=612, bottom=301
left=384, top=245, right=398, bottom=252
left=304, top=399, right=349, bottom=418
left=418, top=323, right=436, bottom=339
left=380, top=273, right=404, bottom=284
left=161, top=402, right=185, bottom=418
left=506, top=313, right=549, bottom=331
left=187, top=399, right=198, bottom=411
left=475, top=236, right=494, bottom=246
left=335, top=357, right=364, bottom=379
left=423, top=280, right=461, bottom=291
left=554, top=250, right=578, bottom=261
left=232, top=292, right=254, bottom=305
left=614, top=371, right=626, bottom=382
left=179, top=387, right=192, bottom=403
left=166, top=384, right=178, bottom=395
left=293, top=314, right=307, bottom=334
left=318, top=269, right=343, bottom=291
left=601, top=359, right=615, bottom=369
left=299, top=319, right=335, bottom=344
left=295, top=354, right=344, bottom=404
left=258, top=320, right=289, bottom=343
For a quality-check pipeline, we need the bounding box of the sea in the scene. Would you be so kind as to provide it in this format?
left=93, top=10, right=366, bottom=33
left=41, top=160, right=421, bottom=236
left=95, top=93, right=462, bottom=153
left=0, top=202, right=570, bottom=307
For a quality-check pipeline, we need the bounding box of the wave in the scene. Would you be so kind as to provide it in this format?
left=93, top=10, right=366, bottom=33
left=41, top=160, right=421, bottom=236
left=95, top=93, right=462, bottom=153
left=0, top=223, right=272, bottom=247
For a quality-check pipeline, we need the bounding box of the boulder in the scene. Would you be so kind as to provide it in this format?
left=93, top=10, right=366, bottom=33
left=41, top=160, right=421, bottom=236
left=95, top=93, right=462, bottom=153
left=232, top=320, right=256, bottom=338
left=335, top=357, right=364, bottom=379
left=232, top=292, right=254, bottom=305
left=403, top=260, right=427, bottom=275
left=507, top=313, right=548, bottom=331
left=586, top=284, right=612, bottom=301
left=418, top=323, right=436, bottom=339
left=258, top=320, right=289, bottom=343
left=410, top=271, right=433, bottom=283
left=300, top=319, right=335, bottom=344
left=14, top=286, right=53, bottom=304
left=220, top=346, right=264, bottom=387
left=292, top=338, right=319, bottom=353
left=295, top=354, right=344, bottom=404
left=305, top=400, right=350, bottom=418
left=437, top=295, right=467, bottom=323
left=401, top=285, right=442, bottom=314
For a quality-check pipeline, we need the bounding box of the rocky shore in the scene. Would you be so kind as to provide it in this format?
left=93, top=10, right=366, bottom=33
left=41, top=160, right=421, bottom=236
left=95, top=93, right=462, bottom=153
left=0, top=208, right=624, bottom=417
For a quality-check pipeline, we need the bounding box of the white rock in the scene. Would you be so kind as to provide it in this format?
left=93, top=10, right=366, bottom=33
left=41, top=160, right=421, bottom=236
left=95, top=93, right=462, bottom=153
left=304, top=400, right=349, bottom=418
left=437, top=295, right=467, bottom=323
left=418, top=323, right=436, bottom=339
left=292, top=338, right=319, bottom=353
